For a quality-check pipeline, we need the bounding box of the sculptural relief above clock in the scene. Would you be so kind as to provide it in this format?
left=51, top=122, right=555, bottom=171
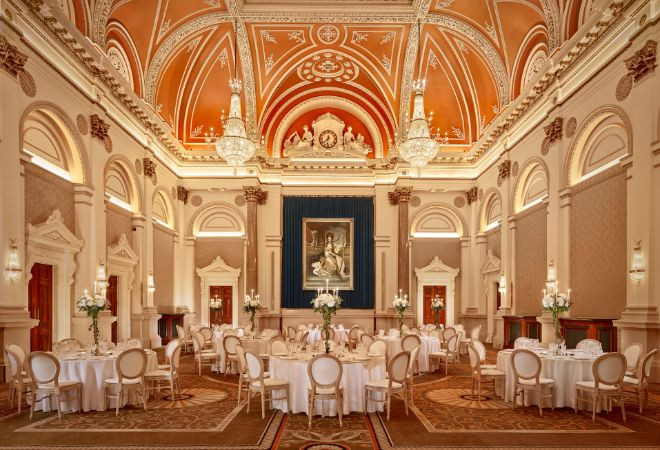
left=283, top=113, right=371, bottom=159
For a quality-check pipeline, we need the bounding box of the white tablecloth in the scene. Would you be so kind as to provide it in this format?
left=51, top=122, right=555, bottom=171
left=497, top=350, right=608, bottom=410
left=213, top=337, right=270, bottom=373
left=268, top=353, right=386, bottom=415
left=34, top=351, right=158, bottom=412
left=306, top=328, right=349, bottom=344
left=377, top=336, right=440, bottom=372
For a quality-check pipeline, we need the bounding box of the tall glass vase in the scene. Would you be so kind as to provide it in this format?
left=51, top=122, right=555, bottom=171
left=323, top=312, right=332, bottom=354
left=553, top=313, right=563, bottom=342
left=90, top=312, right=100, bottom=356
left=398, top=313, right=405, bottom=338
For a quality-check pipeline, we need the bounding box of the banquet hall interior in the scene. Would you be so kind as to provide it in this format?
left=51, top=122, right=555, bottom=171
left=0, top=0, right=659, bottom=448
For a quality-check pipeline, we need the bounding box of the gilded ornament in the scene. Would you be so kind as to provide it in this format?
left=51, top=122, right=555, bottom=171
left=388, top=186, right=412, bottom=205
left=90, top=114, right=110, bottom=141
left=0, top=35, right=27, bottom=77
left=177, top=186, right=190, bottom=204
left=624, top=40, right=656, bottom=82
left=18, top=70, right=36, bottom=97
left=243, top=186, right=268, bottom=205
left=565, top=117, right=577, bottom=138
left=143, top=158, right=156, bottom=179
left=615, top=74, right=633, bottom=102
left=466, top=187, right=478, bottom=205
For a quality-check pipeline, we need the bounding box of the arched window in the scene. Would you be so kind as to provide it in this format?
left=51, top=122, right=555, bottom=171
left=190, top=202, right=245, bottom=237
left=152, top=188, right=175, bottom=229
left=410, top=203, right=465, bottom=238
left=480, top=190, right=502, bottom=232
left=104, top=158, right=140, bottom=213
left=513, top=159, right=549, bottom=214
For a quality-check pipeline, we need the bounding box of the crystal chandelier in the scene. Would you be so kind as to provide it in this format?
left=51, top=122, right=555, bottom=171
left=205, top=21, right=256, bottom=170
left=397, top=20, right=439, bottom=170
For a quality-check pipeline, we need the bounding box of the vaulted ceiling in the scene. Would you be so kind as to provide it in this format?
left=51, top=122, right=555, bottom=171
left=57, top=0, right=590, bottom=160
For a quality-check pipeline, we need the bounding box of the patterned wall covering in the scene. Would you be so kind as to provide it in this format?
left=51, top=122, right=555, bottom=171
left=153, top=226, right=174, bottom=313
left=486, top=228, right=501, bottom=258
left=570, top=171, right=627, bottom=318
left=194, top=240, right=244, bottom=319
left=411, top=239, right=462, bottom=319
left=514, top=206, right=547, bottom=316
left=106, top=206, right=133, bottom=246
left=24, top=163, right=75, bottom=232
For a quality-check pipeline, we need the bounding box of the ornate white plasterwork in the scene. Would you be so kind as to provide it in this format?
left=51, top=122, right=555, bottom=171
left=107, top=45, right=133, bottom=86
left=522, top=48, right=547, bottom=88
left=415, top=256, right=459, bottom=327
left=237, top=19, right=258, bottom=140
left=107, top=233, right=139, bottom=342
left=196, top=256, right=241, bottom=327
left=92, top=0, right=112, bottom=47
left=25, top=210, right=84, bottom=344
left=539, top=0, right=560, bottom=50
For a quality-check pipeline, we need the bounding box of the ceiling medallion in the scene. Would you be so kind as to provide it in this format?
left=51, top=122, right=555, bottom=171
left=298, top=52, right=358, bottom=83
left=317, top=25, right=340, bottom=45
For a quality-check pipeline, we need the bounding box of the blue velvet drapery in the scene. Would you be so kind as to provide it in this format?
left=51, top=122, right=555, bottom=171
left=281, top=196, right=374, bottom=309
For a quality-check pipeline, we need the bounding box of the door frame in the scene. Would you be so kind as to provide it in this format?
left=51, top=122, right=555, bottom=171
left=481, top=249, right=501, bottom=343
left=415, top=256, right=459, bottom=327
left=25, top=209, right=83, bottom=344
left=197, top=256, right=241, bottom=327
left=107, top=233, right=138, bottom=341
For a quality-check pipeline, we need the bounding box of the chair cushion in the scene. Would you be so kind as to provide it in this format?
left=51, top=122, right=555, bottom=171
left=517, top=377, right=554, bottom=386
left=104, top=377, right=143, bottom=385
left=145, top=369, right=171, bottom=378
left=479, top=369, right=505, bottom=377
left=481, top=364, right=497, bottom=370
left=623, top=376, right=641, bottom=385
left=575, top=380, right=618, bottom=391
left=259, top=353, right=270, bottom=359
left=366, top=379, right=403, bottom=390
left=251, top=378, right=288, bottom=388
left=201, top=349, right=215, bottom=354
left=429, top=351, right=448, bottom=357
left=37, top=380, right=80, bottom=389
left=157, top=364, right=170, bottom=370
left=309, top=385, right=343, bottom=395
left=201, top=352, right=219, bottom=359
left=625, top=370, right=634, bottom=377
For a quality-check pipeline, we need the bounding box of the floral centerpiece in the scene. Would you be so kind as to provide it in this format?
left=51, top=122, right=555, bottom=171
left=243, top=290, right=261, bottom=333
left=311, top=281, right=342, bottom=354
left=542, top=285, right=571, bottom=342
left=393, top=290, right=409, bottom=337
left=210, top=295, right=223, bottom=324
left=431, top=296, right=445, bottom=328
left=76, top=288, right=109, bottom=354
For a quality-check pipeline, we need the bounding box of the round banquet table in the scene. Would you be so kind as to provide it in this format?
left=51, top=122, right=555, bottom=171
left=306, top=327, right=349, bottom=345
left=268, top=353, right=386, bottom=415
left=377, top=336, right=440, bottom=372
left=214, top=337, right=270, bottom=373
left=34, top=351, right=158, bottom=412
left=497, top=349, right=609, bottom=410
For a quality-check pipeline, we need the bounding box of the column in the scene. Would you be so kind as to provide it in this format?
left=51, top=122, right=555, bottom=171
left=243, top=186, right=267, bottom=294
left=388, top=186, right=412, bottom=295
left=460, top=237, right=472, bottom=314
left=183, top=236, right=196, bottom=327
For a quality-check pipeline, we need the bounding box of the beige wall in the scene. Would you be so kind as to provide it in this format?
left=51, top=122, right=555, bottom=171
left=570, top=169, right=627, bottom=319
left=153, top=225, right=174, bottom=313
left=106, top=205, right=133, bottom=247
left=486, top=228, right=501, bottom=258
left=514, top=205, right=547, bottom=316
left=24, top=163, right=75, bottom=231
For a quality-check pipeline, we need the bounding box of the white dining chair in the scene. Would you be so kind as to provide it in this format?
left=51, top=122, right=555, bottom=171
left=467, top=343, right=505, bottom=402
left=368, top=340, right=387, bottom=356
left=440, top=327, right=456, bottom=351
left=364, top=351, right=410, bottom=421
left=176, top=324, right=193, bottom=353
left=104, top=348, right=148, bottom=416
left=623, top=348, right=657, bottom=414
left=405, top=345, right=420, bottom=404
left=473, top=340, right=497, bottom=370
left=429, top=333, right=460, bottom=375
left=192, top=332, right=220, bottom=375
left=307, top=354, right=344, bottom=427
left=622, top=342, right=643, bottom=377
left=145, top=341, right=183, bottom=401
left=513, top=337, right=534, bottom=349
left=360, top=333, right=375, bottom=348
left=199, top=327, right=214, bottom=349
left=158, top=339, right=181, bottom=370
left=5, top=347, right=30, bottom=414
left=244, top=351, right=290, bottom=419
left=401, top=334, right=421, bottom=374
left=287, top=326, right=297, bottom=342
left=27, top=351, right=82, bottom=420
left=576, top=338, right=602, bottom=354
left=575, top=352, right=627, bottom=421
left=235, top=345, right=269, bottom=406
left=223, top=335, right=242, bottom=374
left=269, top=336, right=289, bottom=355
left=511, top=349, right=555, bottom=415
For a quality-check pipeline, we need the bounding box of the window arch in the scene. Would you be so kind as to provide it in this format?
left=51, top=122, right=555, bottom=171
left=189, top=202, right=246, bottom=237
left=410, top=203, right=466, bottom=238
left=104, top=156, right=142, bottom=213
left=479, top=188, right=502, bottom=232
left=513, top=158, right=549, bottom=213
left=152, top=187, right=175, bottom=229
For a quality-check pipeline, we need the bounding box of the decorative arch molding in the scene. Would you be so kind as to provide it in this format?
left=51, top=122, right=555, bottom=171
left=106, top=233, right=138, bottom=342
left=410, top=202, right=467, bottom=237
left=106, top=39, right=134, bottom=88
left=512, top=157, right=550, bottom=214
left=25, top=209, right=84, bottom=343
left=152, top=186, right=176, bottom=230
left=415, top=256, right=460, bottom=327
left=105, top=22, right=145, bottom=95
left=272, top=96, right=385, bottom=157
left=104, top=154, right=143, bottom=213
left=19, top=101, right=91, bottom=186
left=196, top=256, right=241, bottom=327
left=92, top=0, right=113, bottom=47
left=563, top=105, right=632, bottom=188
left=189, top=201, right=246, bottom=236
left=478, top=187, right=502, bottom=232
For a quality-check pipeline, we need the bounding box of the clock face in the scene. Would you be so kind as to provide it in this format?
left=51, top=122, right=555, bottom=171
left=318, top=130, right=338, bottom=149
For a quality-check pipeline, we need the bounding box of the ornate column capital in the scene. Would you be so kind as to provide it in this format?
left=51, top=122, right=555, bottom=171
left=176, top=186, right=189, bottom=204
left=0, top=35, right=27, bottom=77
left=243, top=186, right=268, bottom=205
left=497, top=160, right=511, bottom=186
left=142, top=158, right=156, bottom=179
left=388, top=186, right=412, bottom=205
left=466, top=187, right=479, bottom=205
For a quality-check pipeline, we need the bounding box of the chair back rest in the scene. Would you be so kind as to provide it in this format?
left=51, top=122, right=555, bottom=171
left=446, top=333, right=460, bottom=353
left=27, top=352, right=59, bottom=386
left=407, top=346, right=420, bottom=376
left=442, top=327, right=456, bottom=342
left=387, top=328, right=399, bottom=337
left=428, top=330, right=440, bottom=339
left=401, top=334, right=421, bottom=352
left=470, top=325, right=482, bottom=341
left=117, top=348, right=147, bottom=381
left=244, top=351, right=264, bottom=383
left=474, top=340, right=487, bottom=363
left=235, top=345, right=247, bottom=373
left=57, top=338, right=82, bottom=353
left=454, top=324, right=465, bottom=333
left=6, top=344, right=26, bottom=365
left=349, top=326, right=360, bottom=340
left=165, top=339, right=180, bottom=362
left=623, top=342, right=643, bottom=372
left=410, top=326, right=421, bottom=336
left=235, top=327, right=245, bottom=337
left=223, top=335, right=241, bottom=356
left=368, top=340, right=387, bottom=356
left=269, top=336, right=289, bottom=355
left=513, top=337, right=532, bottom=349
left=592, top=352, right=626, bottom=387
left=308, top=354, right=342, bottom=389
left=4, top=348, right=22, bottom=379
left=192, top=332, right=204, bottom=354
left=123, top=338, right=142, bottom=349
left=466, top=343, right=482, bottom=373
left=170, top=342, right=183, bottom=375
left=326, top=327, right=336, bottom=339
left=360, top=334, right=375, bottom=347
left=511, top=349, right=541, bottom=382
left=576, top=338, right=602, bottom=353
left=298, top=324, right=308, bottom=331
left=175, top=324, right=186, bottom=341
left=639, top=348, right=658, bottom=384
left=300, top=330, right=309, bottom=344
left=287, top=326, right=297, bottom=340
left=199, top=327, right=213, bottom=342
left=387, top=351, right=411, bottom=384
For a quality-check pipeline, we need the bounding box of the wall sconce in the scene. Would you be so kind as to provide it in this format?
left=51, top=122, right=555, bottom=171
left=498, top=273, right=506, bottom=296
left=147, top=272, right=156, bottom=295
left=629, top=240, right=645, bottom=284
left=546, top=260, right=557, bottom=291
left=95, top=259, right=108, bottom=295
left=5, top=239, right=22, bottom=282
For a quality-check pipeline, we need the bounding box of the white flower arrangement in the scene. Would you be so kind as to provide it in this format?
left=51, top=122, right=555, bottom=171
left=431, top=296, right=445, bottom=311
left=209, top=297, right=223, bottom=311
left=76, top=288, right=108, bottom=316
left=311, top=284, right=343, bottom=351
left=541, top=292, right=571, bottom=314
left=392, top=293, right=409, bottom=313
left=243, top=294, right=261, bottom=314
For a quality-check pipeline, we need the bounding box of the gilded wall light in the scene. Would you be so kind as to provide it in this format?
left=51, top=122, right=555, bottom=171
left=147, top=272, right=156, bottom=295
left=5, top=239, right=22, bottom=282
left=498, top=273, right=506, bottom=296
left=629, top=240, right=645, bottom=284
left=95, top=259, right=108, bottom=295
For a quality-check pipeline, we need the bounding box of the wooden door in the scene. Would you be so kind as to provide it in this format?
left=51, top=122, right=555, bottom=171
left=108, top=275, right=118, bottom=343
left=29, top=263, right=53, bottom=352
left=209, top=286, right=232, bottom=325
left=423, top=285, right=446, bottom=325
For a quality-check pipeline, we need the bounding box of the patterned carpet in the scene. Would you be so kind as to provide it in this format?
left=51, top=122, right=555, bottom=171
left=0, top=348, right=659, bottom=449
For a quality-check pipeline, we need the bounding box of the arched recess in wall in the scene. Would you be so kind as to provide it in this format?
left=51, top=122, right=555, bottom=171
left=410, top=203, right=466, bottom=238
left=479, top=188, right=502, bottom=232
left=564, top=106, right=632, bottom=188
left=513, top=158, right=549, bottom=214
left=20, top=102, right=91, bottom=186
left=189, top=202, right=246, bottom=237
left=152, top=186, right=176, bottom=230
left=104, top=155, right=142, bottom=213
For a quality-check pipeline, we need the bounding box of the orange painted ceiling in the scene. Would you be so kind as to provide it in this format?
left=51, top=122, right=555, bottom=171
left=63, top=0, right=588, bottom=159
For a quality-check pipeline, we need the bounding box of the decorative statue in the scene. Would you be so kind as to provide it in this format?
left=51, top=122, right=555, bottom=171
left=343, top=126, right=355, bottom=146
left=301, top=124, right=313, bottom=144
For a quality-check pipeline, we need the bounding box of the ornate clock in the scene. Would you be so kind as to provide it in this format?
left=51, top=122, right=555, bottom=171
left=318, top=130, right=338, bottom=149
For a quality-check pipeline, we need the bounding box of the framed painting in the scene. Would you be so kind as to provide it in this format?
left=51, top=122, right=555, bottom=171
left=302, top=218, right=354, bottom=290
